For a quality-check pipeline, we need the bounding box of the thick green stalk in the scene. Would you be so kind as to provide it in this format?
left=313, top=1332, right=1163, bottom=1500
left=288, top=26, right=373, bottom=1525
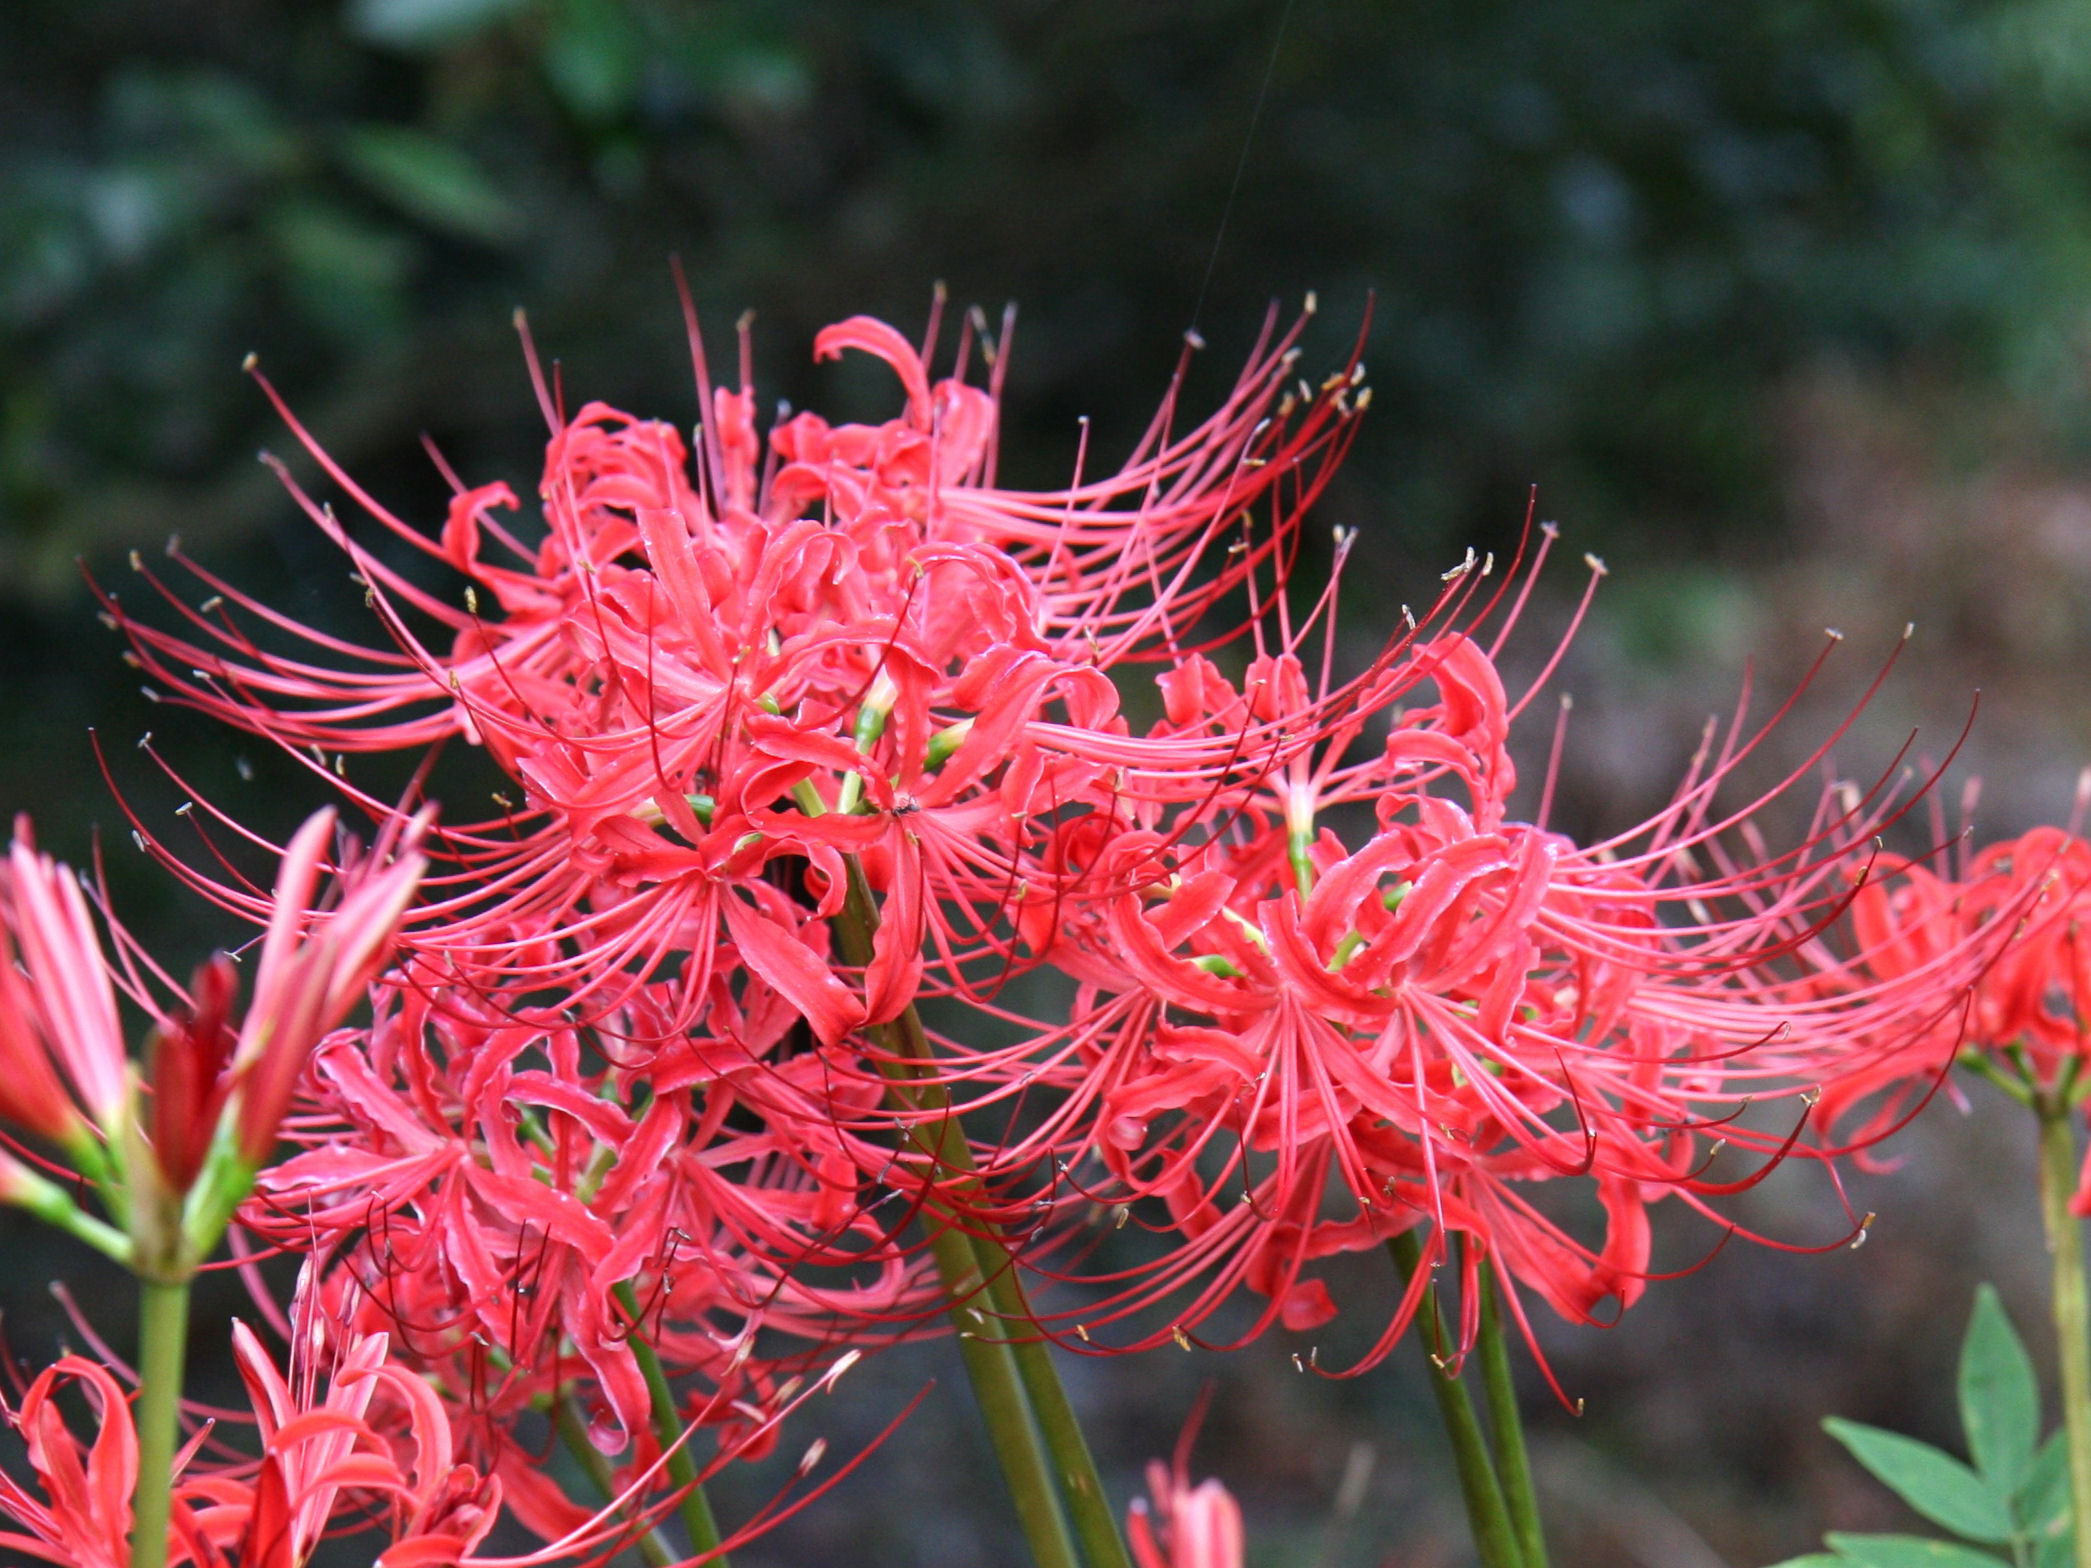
left=128, top=1277, right=190, bottom=1568
left=555, top=1396, right=675, bottom=1568
left=2036, top=1100, right=2091, bottom=1568
left=1476, top=1261, right=1548, bottom=1568
left=926, top=1223, right=1083, bottom=1568
left=611, top=1281, right=730, bottom=1566
left=1388, top=1234, right=1525, bottom=1568
left=980, top=1257, right=1135, bottom=1568
left=831, top=853, right=1104, bottom=1568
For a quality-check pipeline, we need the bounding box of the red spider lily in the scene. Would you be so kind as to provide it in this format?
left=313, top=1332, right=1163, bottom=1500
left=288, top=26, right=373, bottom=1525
left=1811, top=820, right=2091, bottom=1178
left=929, top=567, right=1993, bottom=1377
left=243, top=955, right=920, bottom=1456
left=98, top=299, right=1362, bottom=1042
left=87, top=293, right=1995, bottom=1397
left=1, top=1321, right=532, bottom=1568
left=0, top=806, right=422, bottom=1290
left=0, top=1250, right=884, bottom=1568
left=0, top=1356, right=138, bottom=1568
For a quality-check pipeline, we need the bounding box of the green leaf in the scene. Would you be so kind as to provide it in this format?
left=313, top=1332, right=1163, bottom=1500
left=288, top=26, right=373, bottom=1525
left=2034, top=1525, right=2077, bottom=1568
left=1960, top=1285, right=2039, bottom=1495
left=1822, top=1535, right=2009, bottom=1567
left=1824, top=1419, right=2013, bottom=1544
left=335, top=126, right=521, bottom=246
left=1762, top=1557, right=1845, bottom=1567
left=2017, top=1430, right=2069, bottom=1535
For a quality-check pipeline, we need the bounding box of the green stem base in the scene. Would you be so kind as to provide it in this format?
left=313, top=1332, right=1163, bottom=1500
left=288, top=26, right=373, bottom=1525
left=1389, top=1233, right=1526, bottom=1568
left=129, top=1276, right=191, bottom=1568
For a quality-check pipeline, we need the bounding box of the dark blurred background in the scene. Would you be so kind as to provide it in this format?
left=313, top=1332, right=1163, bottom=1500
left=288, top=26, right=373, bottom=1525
left=8, top=1, right=2091, bottom=1563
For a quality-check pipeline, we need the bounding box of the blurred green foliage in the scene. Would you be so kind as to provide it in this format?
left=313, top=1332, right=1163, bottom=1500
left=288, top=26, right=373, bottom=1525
left=8, top=0, right=2091, bottom=604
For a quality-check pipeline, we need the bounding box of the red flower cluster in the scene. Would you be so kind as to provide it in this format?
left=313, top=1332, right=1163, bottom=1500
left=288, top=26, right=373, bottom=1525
left=0, top=1261, right=856, bottom=1568
left=26, top=294, right=1992, bottom=1561
left=1815, top=812, right=2091, bottom=1184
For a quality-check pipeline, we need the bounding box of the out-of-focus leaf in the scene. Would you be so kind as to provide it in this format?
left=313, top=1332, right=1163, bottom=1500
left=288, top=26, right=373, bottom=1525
left=343, top=0, right=532, bottom=50
left=1822, top=1537, right=2008, bottom=1567
left=334, top=126, right=520, bottom=246
left=1959, top=1285, right=2039, bottom=1497
left=264, top=199, right=416, bottom=341
left=543, top=0, right=642, bottom=125
left=1823, top=1420, right=2011, bottom=1544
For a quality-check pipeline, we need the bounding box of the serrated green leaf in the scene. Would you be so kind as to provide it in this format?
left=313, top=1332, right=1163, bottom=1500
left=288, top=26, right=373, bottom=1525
left=2017, top=1430, right=2069, bottom=1534
left=1824, top=1419, right=2013, bottom=1544
left=1960, top=1285, right=2039, bottom=1495
left=335, top=126, right=520, bottom=246
left=1822, top=1534, right=2009, bottom=1567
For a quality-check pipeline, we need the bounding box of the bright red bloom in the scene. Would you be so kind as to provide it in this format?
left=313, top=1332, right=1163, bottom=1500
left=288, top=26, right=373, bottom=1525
left=0, top=1356, right=136, bottom=1568
left=247, top=955, right=914, bottom=1457
left=0, top=1254, right=864, bottom=1568
left=103, top=301, right=1361, bottom=1044
left=1810, top=819, right=2091, bottom=1195
left=941, top=549, right=1991, bottom=1374
left=91, top=298, right=1994, bottom=1395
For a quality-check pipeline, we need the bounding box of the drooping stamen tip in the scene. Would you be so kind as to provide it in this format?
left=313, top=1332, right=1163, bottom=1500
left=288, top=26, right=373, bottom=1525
left=824, top=1350, right=861, bottom=1391
left=1184, top=328, right=1207, bottom=351
left=1582, top=551, right=1608, bottom=577
left=1304, top=289, right=1318, bottom=314
left=240, top=352, right=258, bottom=373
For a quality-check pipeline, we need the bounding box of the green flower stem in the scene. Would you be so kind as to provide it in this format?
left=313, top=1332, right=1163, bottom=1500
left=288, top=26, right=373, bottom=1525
left=1388, top=1233, right=1525, bottom=1568
left=2035, top=1098, right=2091, bottom=1568
left=128, top=1275, right=190, bottom=1568
left=980, top=1257, right=1135, bottom=1568
left=610, top=1281, right=729, bottom=1566
left=832, top=852, right=1101, bottom=1568
left=1476, top=1260, right=1548, bottom=1568
left=555, top=1395, right=675, bottom=1568
left=924, top=1217, right=1083, bottom=1568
